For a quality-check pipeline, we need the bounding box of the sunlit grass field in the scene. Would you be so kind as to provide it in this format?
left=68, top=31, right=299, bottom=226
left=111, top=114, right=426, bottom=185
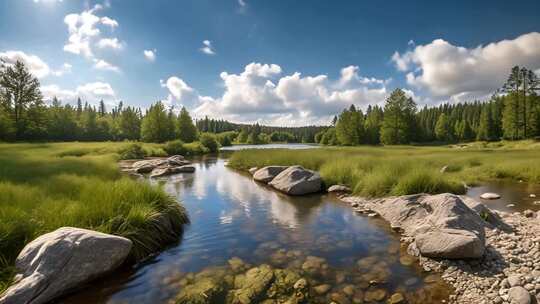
left=0, top=142, right=188, bottom=291
left=228, top=140, right=540, bottom=197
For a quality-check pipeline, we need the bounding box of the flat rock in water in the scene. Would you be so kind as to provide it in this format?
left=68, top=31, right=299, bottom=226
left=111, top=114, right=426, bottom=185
left=0, top=227, right=132, bottom=304
left=480, top=192, right=501, bottom=200
left=248, top=167, right=258, bottom=175
left=327, top=184, right=351, bottom=193
left=150, top=165, right=195, bottom=177
left=167, top=155, right=189, bottom=166
left=366, top=193, right=486, bottom=259
left=269, top=166, right=322, bottom=195
left=253, top=166, right=289, bottom=183
left=131, top=159, right=167, bottom=169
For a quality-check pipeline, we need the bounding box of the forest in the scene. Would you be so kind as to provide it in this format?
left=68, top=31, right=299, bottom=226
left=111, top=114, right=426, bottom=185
left=1, top=60, right=539, bottom=147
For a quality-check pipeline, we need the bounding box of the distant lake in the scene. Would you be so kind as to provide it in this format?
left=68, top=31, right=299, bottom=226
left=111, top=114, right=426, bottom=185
left=220, top=143, right=320, bottom=151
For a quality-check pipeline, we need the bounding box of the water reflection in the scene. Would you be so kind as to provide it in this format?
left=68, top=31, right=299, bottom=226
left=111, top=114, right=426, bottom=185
left=220, top=143, right=319, bottom=151
left=60, top=156, right=450, bottom=304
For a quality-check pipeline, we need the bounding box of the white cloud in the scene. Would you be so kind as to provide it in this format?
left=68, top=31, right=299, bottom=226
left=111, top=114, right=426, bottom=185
left=41, top=82, right=117, bottom=106
left=100, top=16, right=118, bottom=29
left=93, top=59, right=120, bottom=72
left=63, top=4, right=123, bottom=71
left=143, top=49, right=156, bottom=62
left=0, top=51, right=71, bottom=78
left=160, top=76, right=197, bottom=106
left=97, top=38, right=122, bottom=50
left=176, top=62, right=391, bottom=126
left=238, top=0, right=246, bottom=6
left=392, top=32, right=540, bottom=102
left=200, top=40, right=215, bottom=55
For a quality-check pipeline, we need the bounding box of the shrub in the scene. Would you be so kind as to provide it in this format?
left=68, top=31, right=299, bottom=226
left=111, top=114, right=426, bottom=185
left=119, top=143, right=146, bottom=160
left=183, top=142, right=210, bottom=155
left=200, top=133, right=219, bottom=152
left=163, top=140, right=187, bottom=156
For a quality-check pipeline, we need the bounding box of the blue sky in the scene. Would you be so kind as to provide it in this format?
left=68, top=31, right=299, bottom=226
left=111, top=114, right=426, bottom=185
left=1, top=0, right=539, bottom=125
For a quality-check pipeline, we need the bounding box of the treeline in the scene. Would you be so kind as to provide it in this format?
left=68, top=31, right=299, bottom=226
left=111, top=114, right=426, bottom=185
left=196, top=116, right=327, bottom=143
left=316, top=66, right=540, bottom=145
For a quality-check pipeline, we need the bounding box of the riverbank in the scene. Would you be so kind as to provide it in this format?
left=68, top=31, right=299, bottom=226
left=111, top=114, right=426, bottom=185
left=341, top=194, right=540, bottom=304
left=228, top=141, right=540, bottom=197
left=0, top=142, right=189, bottom=293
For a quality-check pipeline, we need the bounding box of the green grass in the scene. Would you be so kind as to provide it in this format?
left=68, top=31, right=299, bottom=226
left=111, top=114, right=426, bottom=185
left=0, top=142, right=189, bottom=292
left=228, top=140, right=540, bottom=197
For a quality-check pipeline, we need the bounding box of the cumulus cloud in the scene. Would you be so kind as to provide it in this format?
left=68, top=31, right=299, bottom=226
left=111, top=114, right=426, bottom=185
left=97, top=38, right=122, bottom=50
left=392, top=32, right=540, bottom=103
left=41, top=82, right=117, bottom=106
left=200, top=40, right=215, bottom=55
left=0, top=51, right=71, bottom=78
left=63, top=4, right=123, bottom=72
left=93, top=59, right=120, bottom=72
left=143, top=49, right=156, bottom=62
left=159, top=62, right=389, bottom=126
left=238, top=0, right=246, bottom=6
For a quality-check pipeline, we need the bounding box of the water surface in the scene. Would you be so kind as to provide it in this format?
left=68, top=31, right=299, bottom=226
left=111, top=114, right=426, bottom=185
left=467, top=180, right=540, bottom=212
left=60, top=155, right=450, bottom=304
left=220, top=143, right=319, bottom=151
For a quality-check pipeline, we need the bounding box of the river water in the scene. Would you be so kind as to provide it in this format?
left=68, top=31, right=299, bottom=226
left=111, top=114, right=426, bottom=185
left=60, top=153, right=451, bottom=304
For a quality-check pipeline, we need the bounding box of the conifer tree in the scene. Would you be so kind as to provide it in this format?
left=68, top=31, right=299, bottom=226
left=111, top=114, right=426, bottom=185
left=380, top=88, right=416, bottom=145
left=176, top=106, right=198, bottom=143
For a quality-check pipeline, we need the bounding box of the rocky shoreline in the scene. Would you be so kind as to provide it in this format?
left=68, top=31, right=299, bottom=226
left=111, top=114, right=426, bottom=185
left=340, top=194, right=540, bottom=304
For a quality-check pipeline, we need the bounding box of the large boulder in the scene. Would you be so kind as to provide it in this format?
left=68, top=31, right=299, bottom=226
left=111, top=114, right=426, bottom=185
left=268, top=166, right=322, bottom=195
left=253, top=166, right=288, bottom=183
left=131, top=158, right=167, bottom=170
left=0, top=227, right=132, bottom=304
left=366, top=193, right=486, bottom=259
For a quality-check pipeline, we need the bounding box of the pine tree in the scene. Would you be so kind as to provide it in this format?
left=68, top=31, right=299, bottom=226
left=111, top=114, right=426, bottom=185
left=141, top=101, right=173, bottom=143
left=0, top=60, right=46, bottom=139
left=435, top=113, right=452, bottom=142
left=176, top=107, right=198, bottom=143
left=477, top=106, right=496, bottom=141
left=380, top=88, right=416, bottom=145
left=335, top=106, right=364, bottom=145
left=119, top=106, right=141, bottom=140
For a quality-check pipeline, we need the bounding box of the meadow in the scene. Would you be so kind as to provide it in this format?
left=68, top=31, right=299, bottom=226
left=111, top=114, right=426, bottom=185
left=0, top=142, right=189, bottom=291
left=228, top=140, right=540, bottom=197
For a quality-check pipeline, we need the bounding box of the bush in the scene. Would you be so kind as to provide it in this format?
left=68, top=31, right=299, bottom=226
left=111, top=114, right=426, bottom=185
left=119, top=143, right=146, bottom=160
left=183, top=142, right=210, bottom=155
left=163, top=140, right=187, bottom=156
left=200, top=133, right=219, bottom=152
left=216, top=133, right=233, bottom=146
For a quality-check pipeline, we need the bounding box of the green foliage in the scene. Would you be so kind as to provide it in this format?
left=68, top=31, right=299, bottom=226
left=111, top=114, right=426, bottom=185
left=380, top=89, right=417, bottom=145
left=119, top=143, right=146, bottom=160
left=141, top=102, right=174, bottom=143
left=435, top=113, right=453, bottom=141
left=0, top=107, right=15, bottom=141
left=199, top=133, right=219, bottom=152
left=335, top=105, right=364, bottom=145
left=163, top=140, right=187, bottom=156
left=216, top=131, right=237, bottom=146
left=0, top=142, right=189, bottom=290
left=176, top=107, right=198, bottom=143
left=477, top=105, right=496, bottom=141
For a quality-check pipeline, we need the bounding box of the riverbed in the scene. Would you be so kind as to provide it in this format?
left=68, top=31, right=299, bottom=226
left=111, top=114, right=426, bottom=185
left=60, top=154, right=450, bottom=303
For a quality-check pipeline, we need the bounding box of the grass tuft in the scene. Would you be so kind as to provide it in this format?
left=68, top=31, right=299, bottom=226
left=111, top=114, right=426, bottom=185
left=0, top=142, right=189, bottom=292
left=228, top=141, right=540, bottom=197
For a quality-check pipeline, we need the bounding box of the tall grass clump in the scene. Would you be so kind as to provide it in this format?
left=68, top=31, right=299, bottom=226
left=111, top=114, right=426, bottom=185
left=228, top=140, right=540, bottom=197
left=0, top=142, right=189, bottom=291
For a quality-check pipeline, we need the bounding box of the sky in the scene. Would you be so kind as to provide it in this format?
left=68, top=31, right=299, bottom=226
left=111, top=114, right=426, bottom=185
left=1, top=0, right=539, bottom=126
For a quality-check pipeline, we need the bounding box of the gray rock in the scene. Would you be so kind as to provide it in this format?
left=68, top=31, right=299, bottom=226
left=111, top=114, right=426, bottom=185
left=480, top=192, right=501, bottom=200
left=366, top=193, right=486, bottom=259
left=508, top=275, right=522, bottom=287
left=508, top=286, right=531, bottom=304
left=248, top=167, right=258, bottom=175
left=167, top=155, right=189, bottom=166
left=131, top=158, right=167, bottom=170
left=327, top=185, right=351, bottom=193
left=150, top=165, right=195, bottom=177
left=269, top=166, right=322, bottom=195
left=0, top=227, right=132, bottom=304
left=253, top=166, right=288, bottom=183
